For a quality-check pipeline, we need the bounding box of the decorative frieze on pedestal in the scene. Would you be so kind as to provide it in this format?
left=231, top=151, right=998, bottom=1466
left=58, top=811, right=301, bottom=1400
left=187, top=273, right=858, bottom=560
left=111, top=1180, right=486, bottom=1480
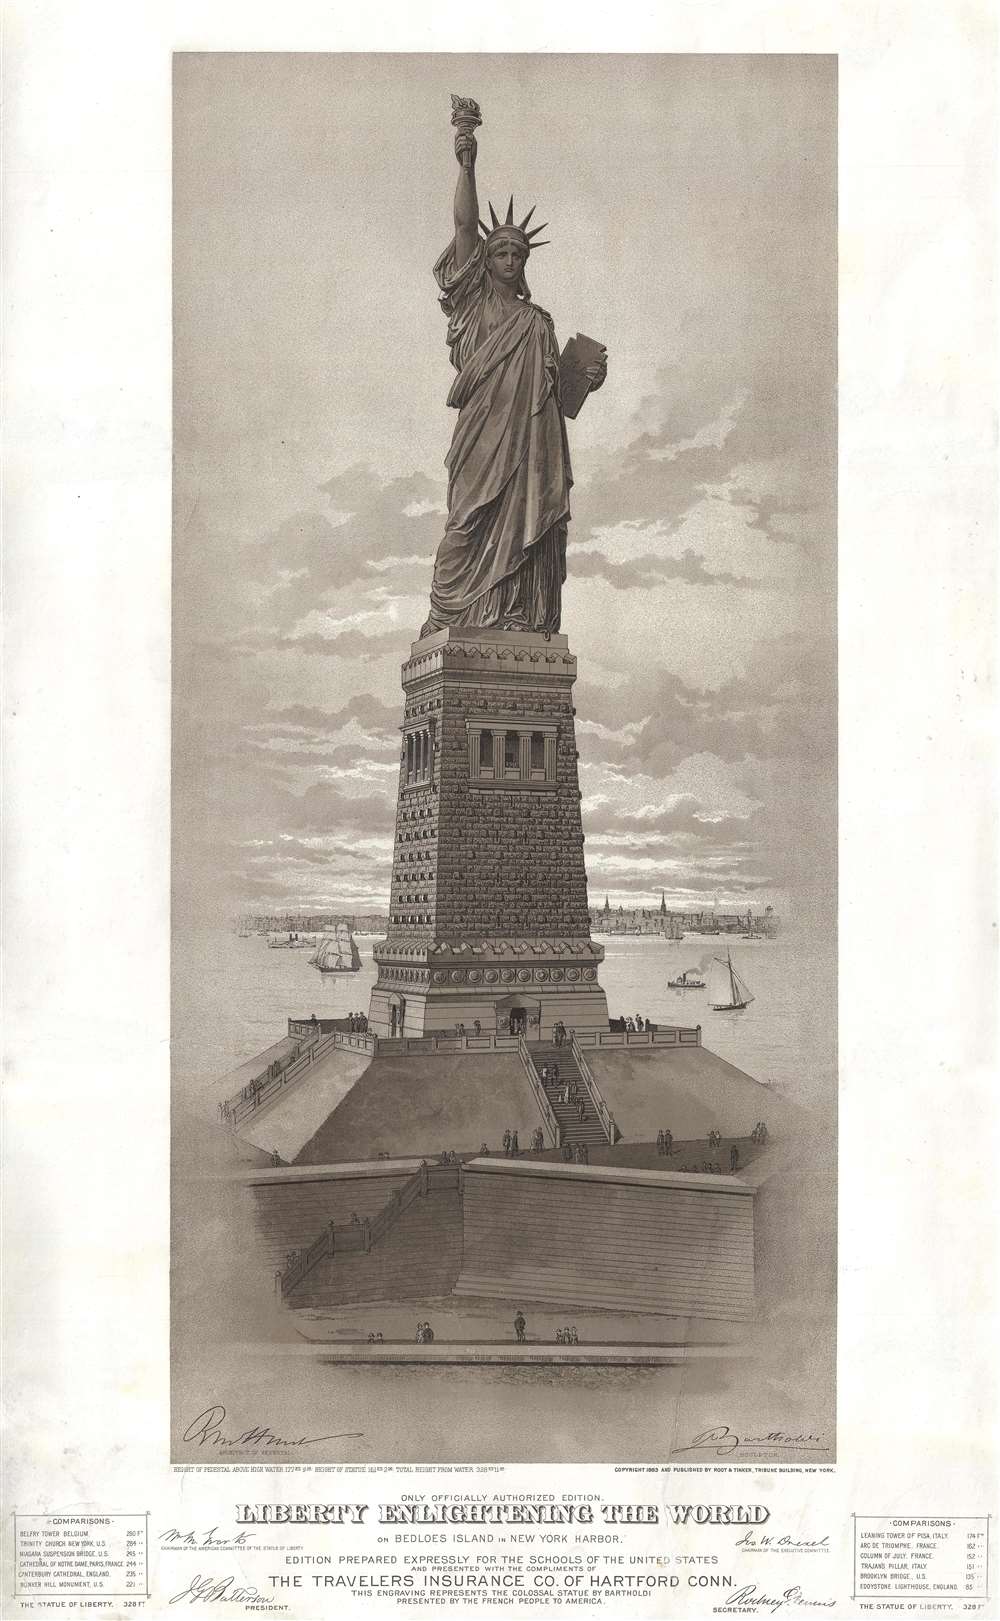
left=368, top=627, right=609, bottom=1039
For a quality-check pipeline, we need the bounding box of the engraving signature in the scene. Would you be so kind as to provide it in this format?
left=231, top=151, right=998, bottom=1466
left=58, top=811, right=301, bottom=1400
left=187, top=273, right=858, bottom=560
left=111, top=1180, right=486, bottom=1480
left=718, top=1586, right=836, bottom=1610
left=160, top=1529, right=258, bottom=1550
left=170, top=1574, right=263, bottom=1605
left=182, top=1404, right=363, bottom=1449
left=673, top=1425, right=827, bottom=1457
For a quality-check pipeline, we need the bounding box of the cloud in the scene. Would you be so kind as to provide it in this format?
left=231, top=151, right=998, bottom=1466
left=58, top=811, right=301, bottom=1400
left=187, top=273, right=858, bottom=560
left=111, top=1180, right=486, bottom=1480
left=256, top=694, right=400, bottom=736
left=571, top=545, right=760, bottom=592
left=234, top=468, right=445, bottom=634
left=572, top=330, right=834, bottom=560
left=228, top=626, right=406, bottom=662
left=574, top=632, right=834, bottom=772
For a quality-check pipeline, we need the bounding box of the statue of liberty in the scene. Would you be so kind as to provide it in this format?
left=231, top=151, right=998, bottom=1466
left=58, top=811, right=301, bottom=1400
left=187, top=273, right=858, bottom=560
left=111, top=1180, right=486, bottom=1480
left=420, top=98, right=608, bottom=637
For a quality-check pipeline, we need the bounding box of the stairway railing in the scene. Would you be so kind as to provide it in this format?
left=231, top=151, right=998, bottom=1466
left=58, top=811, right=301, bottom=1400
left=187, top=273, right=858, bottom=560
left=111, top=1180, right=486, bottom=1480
left=278, top=1161, right=460, bottom=1297
left=230, top=1023, right=701, bottom=1132
left=516, top=1036, right=561, bottom=1148
left=570, top=1034, right=619, bottom=1144
left=225, top=1027, right=339, bottom=1126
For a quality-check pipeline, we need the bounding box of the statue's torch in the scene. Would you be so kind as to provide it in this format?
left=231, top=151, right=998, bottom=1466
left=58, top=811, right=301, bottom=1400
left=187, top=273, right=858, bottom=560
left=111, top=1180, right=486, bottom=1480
left=450, top=94, right=482, bottom=168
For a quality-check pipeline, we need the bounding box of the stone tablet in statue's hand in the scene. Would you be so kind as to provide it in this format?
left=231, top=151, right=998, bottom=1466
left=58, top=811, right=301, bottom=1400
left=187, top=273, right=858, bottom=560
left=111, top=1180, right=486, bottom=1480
left=585, top=355, right=608, bottom=391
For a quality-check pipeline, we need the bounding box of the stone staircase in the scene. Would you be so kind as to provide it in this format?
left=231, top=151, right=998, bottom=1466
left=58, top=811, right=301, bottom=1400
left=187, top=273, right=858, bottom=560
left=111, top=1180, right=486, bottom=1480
left=529, top=1043, right=608, bottom=1148
left=287, top=1186, right=464, bottom=1309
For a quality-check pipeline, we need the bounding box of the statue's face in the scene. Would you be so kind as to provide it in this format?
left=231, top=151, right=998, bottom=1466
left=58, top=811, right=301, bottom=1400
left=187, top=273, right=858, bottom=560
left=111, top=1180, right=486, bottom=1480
left=487, top=241, right=527, bottom=286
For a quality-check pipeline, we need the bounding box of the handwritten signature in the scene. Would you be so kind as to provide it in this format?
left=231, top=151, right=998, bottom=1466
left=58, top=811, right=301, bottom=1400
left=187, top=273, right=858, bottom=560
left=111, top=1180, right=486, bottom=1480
left=170, top=1574, right=263, bottom=1605
left=673, top=1425, right=827, bottom=1457
left=718, top=1585, right=836, bottom=1611
left=181, top=1404, right=363, bottom=1450
left=736, top=1531, right=830, bottom=1552
left=160, top=1529, right=257, bottom=1551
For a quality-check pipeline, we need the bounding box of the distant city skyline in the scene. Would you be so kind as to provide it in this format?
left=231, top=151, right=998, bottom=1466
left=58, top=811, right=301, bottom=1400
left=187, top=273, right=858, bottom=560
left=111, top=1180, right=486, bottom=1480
left=174, top=55, right=836, bottom=926
left=237, top=897, right=780, bottom=926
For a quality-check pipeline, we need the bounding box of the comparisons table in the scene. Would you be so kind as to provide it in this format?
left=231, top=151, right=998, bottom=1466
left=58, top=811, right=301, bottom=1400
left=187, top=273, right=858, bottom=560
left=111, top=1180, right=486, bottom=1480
left=854, top=1516, right=990, bottom=1603
left=14, top=1513, right=148, bottom=1600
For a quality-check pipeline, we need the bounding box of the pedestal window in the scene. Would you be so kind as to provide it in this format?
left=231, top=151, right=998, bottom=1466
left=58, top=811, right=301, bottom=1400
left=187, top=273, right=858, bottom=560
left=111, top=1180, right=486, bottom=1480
left=467, top=717, right=559, bottom=789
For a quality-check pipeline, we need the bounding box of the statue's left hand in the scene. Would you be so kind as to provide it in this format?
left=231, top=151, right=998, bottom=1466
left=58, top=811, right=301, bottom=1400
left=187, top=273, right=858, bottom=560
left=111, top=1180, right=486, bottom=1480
left=585, top=356, right=608, bottom=391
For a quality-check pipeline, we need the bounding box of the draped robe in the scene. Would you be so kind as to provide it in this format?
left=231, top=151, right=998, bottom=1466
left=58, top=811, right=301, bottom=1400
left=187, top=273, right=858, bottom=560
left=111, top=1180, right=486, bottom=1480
left=421, top=238, right=572, bottom=635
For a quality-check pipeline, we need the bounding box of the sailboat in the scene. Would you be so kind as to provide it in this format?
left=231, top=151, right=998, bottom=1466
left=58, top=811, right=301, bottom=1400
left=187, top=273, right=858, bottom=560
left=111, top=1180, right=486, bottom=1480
left=708, top=949, right=754, bottom=1011
left=310, top=921, right=362, bottom=974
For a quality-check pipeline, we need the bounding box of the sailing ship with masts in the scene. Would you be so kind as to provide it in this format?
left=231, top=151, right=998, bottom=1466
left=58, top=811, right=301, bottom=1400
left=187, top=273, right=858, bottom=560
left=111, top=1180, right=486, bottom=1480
left=309, top=920, right=362, bottom=974
left=708, top=949, right=755, bottom=1011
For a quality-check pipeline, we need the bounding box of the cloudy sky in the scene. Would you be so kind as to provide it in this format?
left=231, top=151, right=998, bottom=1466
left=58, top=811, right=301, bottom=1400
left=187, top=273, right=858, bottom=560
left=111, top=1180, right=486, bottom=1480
left=173, top=53, right=836, bottom=923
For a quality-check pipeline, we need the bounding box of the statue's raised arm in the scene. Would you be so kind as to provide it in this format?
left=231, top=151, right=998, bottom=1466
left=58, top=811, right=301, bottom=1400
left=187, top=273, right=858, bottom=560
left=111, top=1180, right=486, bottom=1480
left=450, top=95, right=482, bottom=268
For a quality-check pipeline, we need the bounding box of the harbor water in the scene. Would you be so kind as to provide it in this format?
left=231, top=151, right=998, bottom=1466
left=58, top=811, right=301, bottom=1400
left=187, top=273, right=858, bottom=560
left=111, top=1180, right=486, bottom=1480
left=175, top=927, right=835, bottom=1115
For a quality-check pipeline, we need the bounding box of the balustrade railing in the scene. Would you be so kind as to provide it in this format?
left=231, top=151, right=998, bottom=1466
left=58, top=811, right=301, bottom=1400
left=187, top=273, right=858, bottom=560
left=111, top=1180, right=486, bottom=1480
left=225, top=1029, right=330, bottom=1126
left=224, top=1027, right=380, bottom=1126
left=569, top=1034, right=618, bottom=1144
left=571, top=1025, right=701, bottom=1050
left=375, top=1033, right=520, bottom=1056
left=278, top=1162, right=461, bottom=1297
left=516, top=1036, right=561, bottom=1148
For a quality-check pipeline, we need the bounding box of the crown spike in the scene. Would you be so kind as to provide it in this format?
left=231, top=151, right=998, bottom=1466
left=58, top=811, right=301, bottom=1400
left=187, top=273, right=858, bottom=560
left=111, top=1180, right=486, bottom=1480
left=488, top=202, right=500, bottom=229
left=519, top=205, right=536, bottom=232
left=526, top=222, right=548, bottom=240
left=478, top=219, right=490, bottom=236
left=527, top=239, right=550, bottom=248
left=505, top=195, right=515, bottom=225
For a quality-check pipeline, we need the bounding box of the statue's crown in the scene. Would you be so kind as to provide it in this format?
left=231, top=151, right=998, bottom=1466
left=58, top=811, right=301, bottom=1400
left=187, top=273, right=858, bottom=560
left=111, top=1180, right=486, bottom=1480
left=479, top=196, right=550, bottom=252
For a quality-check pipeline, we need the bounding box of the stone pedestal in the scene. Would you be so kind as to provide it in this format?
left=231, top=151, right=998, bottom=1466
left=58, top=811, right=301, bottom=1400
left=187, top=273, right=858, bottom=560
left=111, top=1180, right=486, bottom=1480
left=368, top=627, right=609, bottom=1039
